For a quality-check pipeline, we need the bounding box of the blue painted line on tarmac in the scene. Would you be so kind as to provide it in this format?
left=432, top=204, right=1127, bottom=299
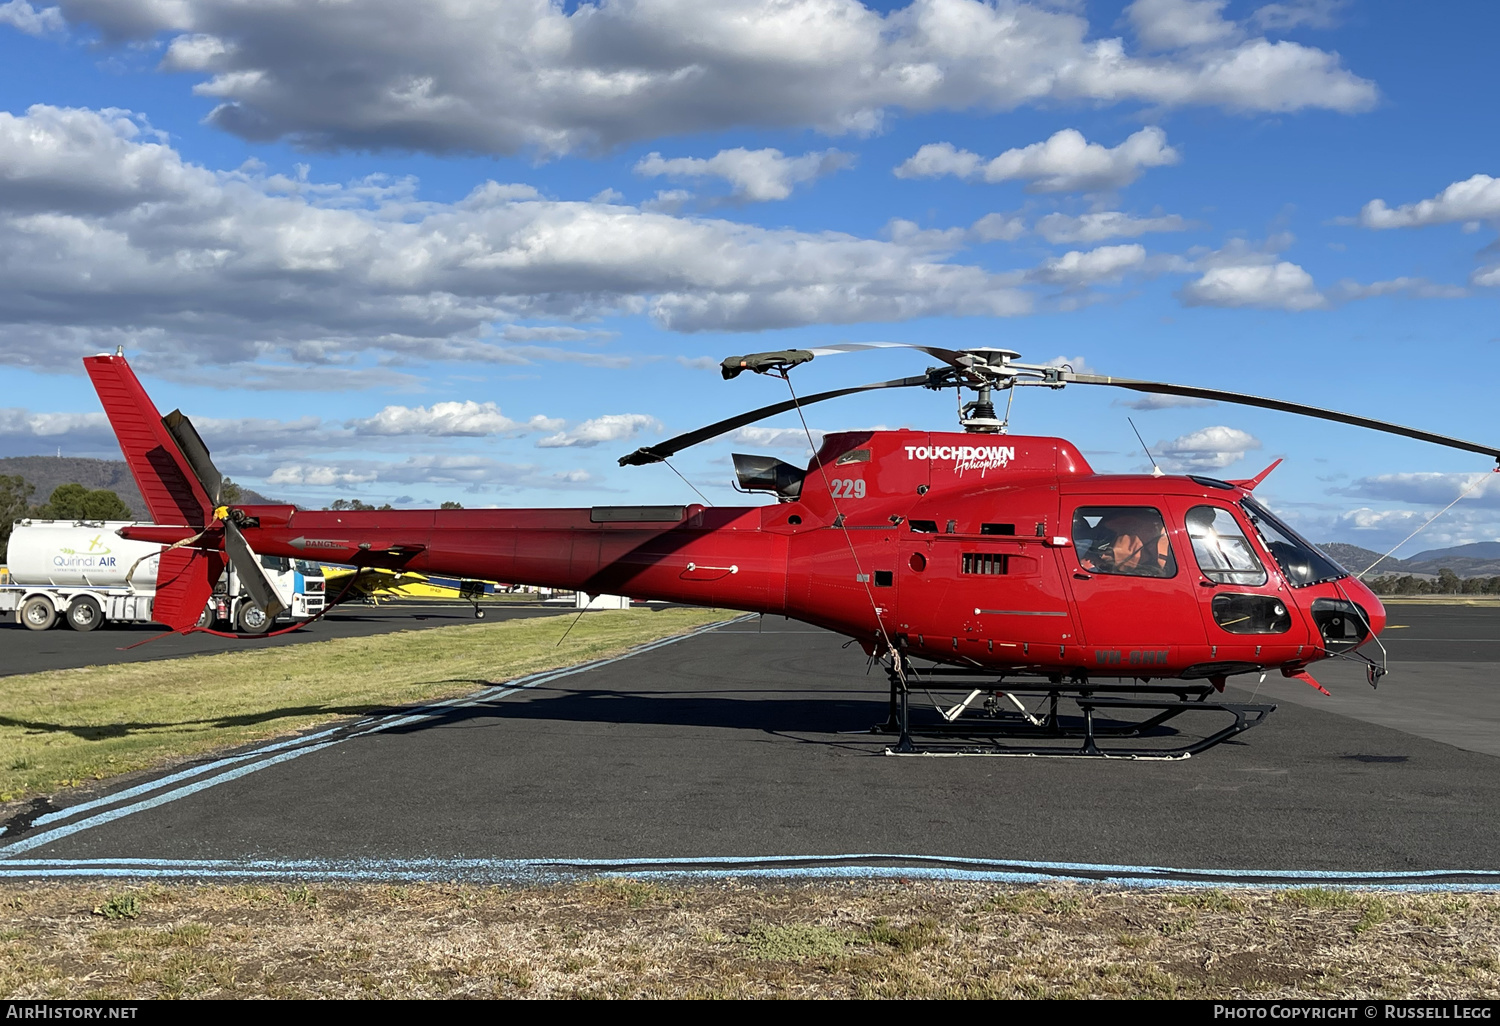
left=0, top=614, right=754, bottom=859
left=1, top=854, right=1497, bottom=890
left=18, top=726, right=348, bottom=833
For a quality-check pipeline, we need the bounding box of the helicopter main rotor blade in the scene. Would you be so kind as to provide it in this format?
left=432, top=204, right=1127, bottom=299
left=722, top=342, right=972, bottom=379
left=620, top=374, right=933, bottom=466
left=1068, top=374, right=1500, bottom=463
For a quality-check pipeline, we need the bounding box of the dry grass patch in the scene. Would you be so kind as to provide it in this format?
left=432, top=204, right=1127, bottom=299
left=0, top=606, right=733, bottom=804
left=2, top=880, right=1498, bottom=999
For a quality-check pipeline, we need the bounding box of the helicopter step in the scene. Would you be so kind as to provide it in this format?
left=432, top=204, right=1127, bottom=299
left=874, top=662, right=1275, bottom=759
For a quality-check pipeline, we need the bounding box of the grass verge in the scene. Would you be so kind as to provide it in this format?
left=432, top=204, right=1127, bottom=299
left=2, top=881, right=1497, bottom=999
left=0, top=607, right=732, bottom=803
left=1377, top=596, right=1500, bottom=606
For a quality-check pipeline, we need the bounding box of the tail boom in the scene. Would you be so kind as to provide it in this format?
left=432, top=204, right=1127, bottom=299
left=226, top=504, right=792, bottom=615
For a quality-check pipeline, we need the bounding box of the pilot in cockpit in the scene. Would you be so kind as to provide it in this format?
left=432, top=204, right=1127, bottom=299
left=1082, top=510, right=1176, bottom=577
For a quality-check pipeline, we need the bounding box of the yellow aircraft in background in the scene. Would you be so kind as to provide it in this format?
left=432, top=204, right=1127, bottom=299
left=320, top=566, right=511, bottom=618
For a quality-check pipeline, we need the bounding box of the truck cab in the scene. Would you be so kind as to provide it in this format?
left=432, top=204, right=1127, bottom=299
left=205, top=555, right=326, bottom=633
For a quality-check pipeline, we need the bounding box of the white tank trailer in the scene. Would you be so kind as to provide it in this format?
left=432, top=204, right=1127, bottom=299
left=1, top=520, right=325, bottom=632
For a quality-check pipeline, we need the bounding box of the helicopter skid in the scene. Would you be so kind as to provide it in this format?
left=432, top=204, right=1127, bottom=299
left=875, top=667, right=1275, bottom=759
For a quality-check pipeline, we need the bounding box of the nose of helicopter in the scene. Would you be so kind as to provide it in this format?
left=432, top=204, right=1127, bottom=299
left=1339, top=573, right=1387, bottom=644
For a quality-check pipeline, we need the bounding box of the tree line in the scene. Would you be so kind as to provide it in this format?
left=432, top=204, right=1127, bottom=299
left=0, top=475, right=136, bottom=551
left=1366, top=570, right=1500, bottom=595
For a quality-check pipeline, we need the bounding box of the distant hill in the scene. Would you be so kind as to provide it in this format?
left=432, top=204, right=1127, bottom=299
left=1319, top=540, right=1500, bottom=580
left=0, top=456, right=278, bottom=523
left=1318, top=542, right=1410, bottom=576
left=1408, top=541, right=1500, bottom=563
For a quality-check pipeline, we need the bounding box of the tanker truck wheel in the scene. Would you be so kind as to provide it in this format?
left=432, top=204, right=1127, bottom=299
left=66, top=595, right=103, bottom=632
left=236, top=601, right=271, bottom=634
left=20, top=596, right=57, bottom=631
left=196, top=604, right=214, bottom=629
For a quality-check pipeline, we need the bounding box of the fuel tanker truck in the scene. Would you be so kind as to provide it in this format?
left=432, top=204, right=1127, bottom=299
left=1, top=520, right=325, bottom=632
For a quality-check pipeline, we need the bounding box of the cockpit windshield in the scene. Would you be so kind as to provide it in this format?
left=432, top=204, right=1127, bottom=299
left=1240, top=497, right=1348, bottom=588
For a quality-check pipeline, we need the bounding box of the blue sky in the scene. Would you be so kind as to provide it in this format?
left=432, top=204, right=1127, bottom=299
left=0, top=0, right=1496, bottom=554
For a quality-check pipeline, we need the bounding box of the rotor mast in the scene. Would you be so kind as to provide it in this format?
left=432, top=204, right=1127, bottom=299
left=940, top=347, right=1068, bottom=434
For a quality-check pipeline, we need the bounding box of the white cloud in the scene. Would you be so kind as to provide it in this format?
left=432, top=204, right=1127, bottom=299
left=1042, top=354, right=1094, bottom=374
left=349, top=400, right=561, bottom=437
left=1343, top=472, right=1500, bottom=509
left=1328, top=277, right=1467, bottom=301
left=1034, top=210, right=1191, bottom=244
left=1251, top=0, right=1348, bottom=31
left=634, top=147, right=854, bottom=203
left=0, top=406, right=119, bottom=458
left=376, top=455, right=593, bottom=488
left=1335, top=507, right=1426, bottom=533
left=49, top=0, right=1376, bottom=156
left=267, top=463, right=379, bottom=487
left=1031, top=244, right=1147, bottom=285
left=894, top=142, right=983, bottom=181
left=0, top=407, right=108, bottom=436
left=500, top=325, right=615, bottom=342
left=1179, top=260, right=1326, bottom=310
left=896, top=127, right=1180, bottom=192
left=0, top=1, right=63, bottom=35
left=262, top=455, right=595, bottom=493
left=1357, top=175, right=1500, bottom=230
left=0, top=105, right=1036, bottom=377
left=1157, top=425, right=1261, bottom=471
left=969, top=212, right=1027, bottom=242
left=1474, top=265, right=1500, bottom=288
left=730, top=426, right=824, bottom=451
left=640, top=188, right=693, bottom=214
left=537, top=414, right=663, bottom=449
left=1127, top=0, right=1237, bottom=51
left=1177, top=236, right=1468, bottom=311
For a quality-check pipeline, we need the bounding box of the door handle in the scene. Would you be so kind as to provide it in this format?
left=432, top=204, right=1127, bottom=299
left=1073, top=571, right=1092, bottom=580
left=1199, top=579, right=1216, bottom=588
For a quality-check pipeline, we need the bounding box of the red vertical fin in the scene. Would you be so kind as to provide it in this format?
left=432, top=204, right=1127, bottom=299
left=83, top=355, right=213, bottom=526
left=151, top=547, right=225, bottom=631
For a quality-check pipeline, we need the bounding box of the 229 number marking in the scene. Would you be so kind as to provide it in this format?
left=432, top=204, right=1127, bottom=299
left=829, top=478, right=867, bottom=499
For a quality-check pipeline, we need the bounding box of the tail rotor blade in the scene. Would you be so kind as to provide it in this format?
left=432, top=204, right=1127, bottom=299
left=162, top=409, right=224, bottom=506
left=225, top=519, right=286, bottom=622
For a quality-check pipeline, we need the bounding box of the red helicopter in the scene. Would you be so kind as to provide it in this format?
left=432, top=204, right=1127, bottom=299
left=82, top=346, right=1500, bottom=757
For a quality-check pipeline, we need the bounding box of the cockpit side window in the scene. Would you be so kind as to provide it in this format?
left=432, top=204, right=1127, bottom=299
left=1073, top=506, right=1178, bottom=578
left=1185, top=505, right=1267, bottom=586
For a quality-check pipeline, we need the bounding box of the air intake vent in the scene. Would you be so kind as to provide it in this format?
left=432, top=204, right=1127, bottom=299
left=962, top=553, right=1010, bottom=575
